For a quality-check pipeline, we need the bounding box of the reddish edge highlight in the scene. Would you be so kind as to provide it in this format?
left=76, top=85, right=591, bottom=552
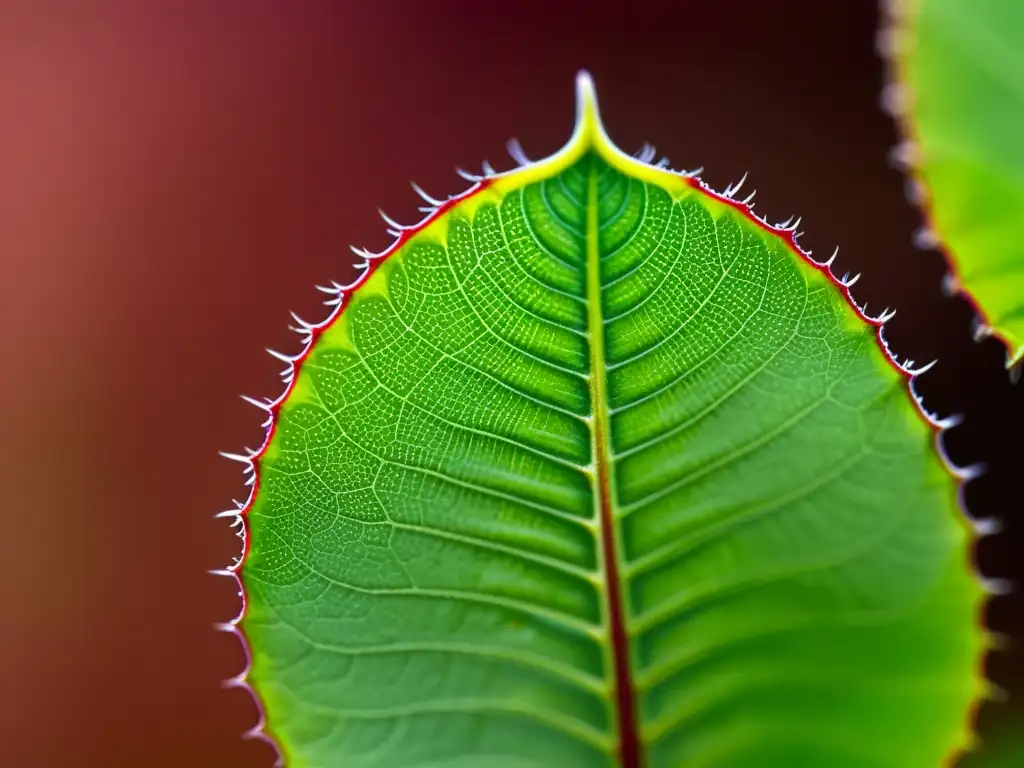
left=219, top=178, right=493, bottom=764
left=879, top=0, right=1016, bottom=367
left=221, top=134, right=987, bottom=764
left=679, top=170, right=988, bottom=768
left=877, top=4, right=997, bottom=763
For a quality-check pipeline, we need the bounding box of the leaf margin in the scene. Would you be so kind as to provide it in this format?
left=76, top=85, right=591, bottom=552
left=215, top=70, right=993, bottom=766
left=879, top=0, right=1024, bottom=372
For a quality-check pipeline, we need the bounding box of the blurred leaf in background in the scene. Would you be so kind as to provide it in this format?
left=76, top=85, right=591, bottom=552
left=883, top=0, right=1024, bottom=371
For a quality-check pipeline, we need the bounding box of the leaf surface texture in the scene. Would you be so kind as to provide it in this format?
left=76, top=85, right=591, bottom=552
left=237, top=75, right=983, bottom=767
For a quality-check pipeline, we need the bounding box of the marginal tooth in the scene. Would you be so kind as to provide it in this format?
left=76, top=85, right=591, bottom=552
left=455, top=166, right=482, bottom=182
left=932, top=412, right=962, bottom=430
left=481, top=159, right=496, bottom=177
left=972, top=516, right=1003, bottom=536
left=875, top=27, right=901, bottom=57
left=954, top=462, right=986, bottom=481
left=971, top=318, right=992, bottom=342
left=879, top=82, right=909, bottom=116
left=725, top=171, right=748, bottom=199
left=986, top=630, right=1012, bottom=651
left=1010, top=357, right=1023, bottom=385
left=633, top=143, right=654, bottom=163
left=242, top=722, right=272, bottom=743
left=289, top=311, right=312, bottom=329
left=984, top=681, right=1011, bottom=703
left=887, top=141, right=919, bottom=169
left=506, top=137, right=531, bottom=166
left=240, top=394, right=270, bottom=411
left=981, top=577, right=1013, bottom=596
left=903, top=178, right=927, bottom=205
left=218, top=451, right=252, bottom=465
left=266, top=348, right=291, bottom=363
left=378, top=208, right=406, bottom=231
left=911, top=358, right=937, bottom=375
left=941, top=272, right=961, bottom=296
left=410, top=181, right=444, bottom=206
left=222, top=673, right=248, bottom=691
left=913, top=226, right=939, bottom=249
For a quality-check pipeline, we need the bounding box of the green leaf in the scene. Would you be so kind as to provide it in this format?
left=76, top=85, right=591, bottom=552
left=884, top=0, right=1024, bottom=369
left=226, top=73, right=985, bottom=767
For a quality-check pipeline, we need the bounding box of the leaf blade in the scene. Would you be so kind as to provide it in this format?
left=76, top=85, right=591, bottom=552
left=232, top=73, right=985, bottom=767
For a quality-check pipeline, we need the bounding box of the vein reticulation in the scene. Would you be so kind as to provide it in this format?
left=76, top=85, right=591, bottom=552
left=242, top=153, right=980, bottom=768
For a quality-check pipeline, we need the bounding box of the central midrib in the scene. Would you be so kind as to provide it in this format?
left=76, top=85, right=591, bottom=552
left=585, top=158, right=640, bottom=768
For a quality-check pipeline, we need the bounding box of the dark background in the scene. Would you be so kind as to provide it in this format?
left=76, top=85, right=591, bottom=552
left=1, top=1, right=1020, bottom=765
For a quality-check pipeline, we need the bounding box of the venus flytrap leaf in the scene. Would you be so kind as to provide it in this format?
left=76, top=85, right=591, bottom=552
left=223, top=72, right=986, bottom=767
left=883, top=0, right=1024, bottom=370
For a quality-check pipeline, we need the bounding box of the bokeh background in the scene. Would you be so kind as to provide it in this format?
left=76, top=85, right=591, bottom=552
left=1, top=1, right=1020, bottom=765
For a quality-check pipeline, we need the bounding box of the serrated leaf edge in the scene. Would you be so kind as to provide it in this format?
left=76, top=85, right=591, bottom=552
left=878, top=0, right=1024, bottom=374
left=216, top=69, right=993, bottom=766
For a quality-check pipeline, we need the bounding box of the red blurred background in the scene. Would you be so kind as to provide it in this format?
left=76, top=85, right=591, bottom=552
left=1, top=2, right=1020, bottom=765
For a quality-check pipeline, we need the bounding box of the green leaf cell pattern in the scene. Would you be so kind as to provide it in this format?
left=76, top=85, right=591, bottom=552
left=227, top=74, right=985, bottom=767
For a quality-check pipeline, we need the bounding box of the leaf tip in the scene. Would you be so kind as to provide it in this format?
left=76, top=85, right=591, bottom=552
left=573, top=69, right=607, bottom=148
